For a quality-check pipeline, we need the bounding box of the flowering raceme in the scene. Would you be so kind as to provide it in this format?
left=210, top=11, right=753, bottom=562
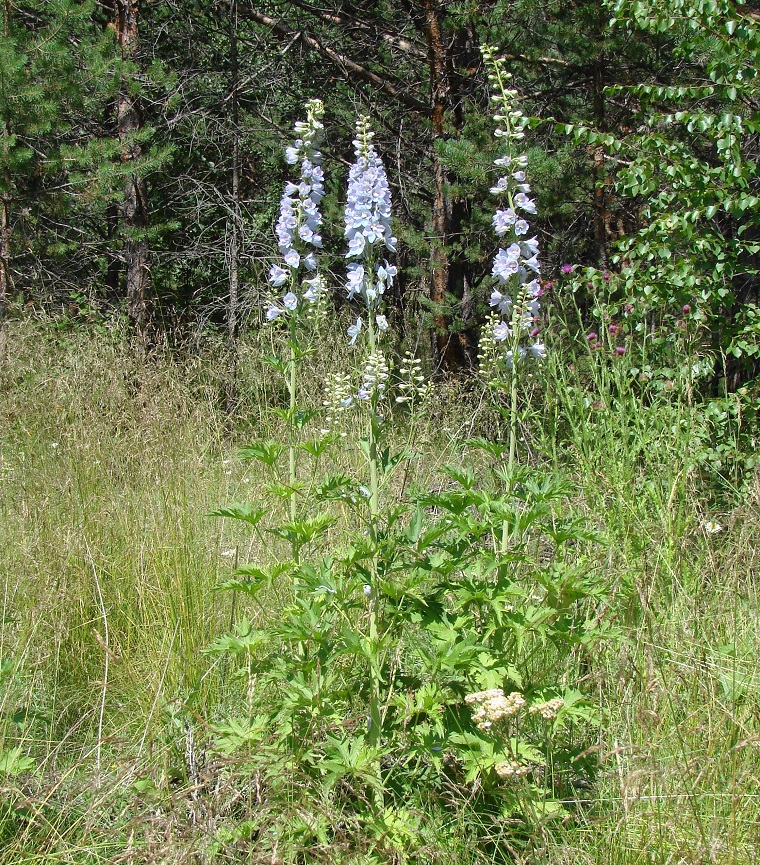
left=344, top=116, right=398, bottom=345
left=266, top=99, right=326, bottom=322
left=480, top=47, right=546, bottom=369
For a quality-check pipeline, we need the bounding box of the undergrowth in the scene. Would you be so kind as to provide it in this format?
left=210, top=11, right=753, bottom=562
left=0, top=317, right=757, bottom=863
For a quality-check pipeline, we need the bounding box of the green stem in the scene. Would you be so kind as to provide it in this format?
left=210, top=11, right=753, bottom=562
left=287, top=309, right=299, bottom=564
left=289, top=335, right=297, bottom=522
left=368, top=328, right=380, bottom=532
left=365, top=310, right=382, bottom=751
left=502, top=311, right=521, bottom=553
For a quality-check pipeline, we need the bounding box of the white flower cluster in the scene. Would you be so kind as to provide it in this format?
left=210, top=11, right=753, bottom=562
left=344, top=116, right=398, bottom=343
left=395, top=352, right=429, bottom=404
left=358, top=351, right=390, bottom=401
left=321, top=372, right=355, bottom=433
left=266, top=99, right=326, bottom=322
left=529, top=697, right=564, bottom=720
left=465, top=688, right=526, bottom=731
left=482, top=47, right=546, bottom=368
left=495, top=759, right=529, bottom=780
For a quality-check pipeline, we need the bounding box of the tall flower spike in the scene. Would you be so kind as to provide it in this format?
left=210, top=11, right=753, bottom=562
left=480, top=46, right=546, bottom=370
left=344, top=116, right=398, bottom=347
left=265, top=99, right=326, bottom=322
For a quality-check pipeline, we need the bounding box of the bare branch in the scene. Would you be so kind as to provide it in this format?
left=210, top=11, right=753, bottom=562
left=247, top=8, right=428, bottom=113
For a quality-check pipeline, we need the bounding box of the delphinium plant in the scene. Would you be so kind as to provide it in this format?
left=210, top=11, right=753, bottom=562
left=261, top=98, right=327, bottom=527
left=209, top=95, right=611, bottom=858
left=478, top=45, right=546, bottom=480
left=216, top=101, right=333, bottom=573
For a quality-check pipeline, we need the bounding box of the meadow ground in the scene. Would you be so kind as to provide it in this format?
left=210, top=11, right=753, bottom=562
left=1, top=318, right=758, bottom=864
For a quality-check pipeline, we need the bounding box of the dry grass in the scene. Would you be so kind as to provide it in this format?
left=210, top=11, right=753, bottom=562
left=1, top=317, right=758, bottom=863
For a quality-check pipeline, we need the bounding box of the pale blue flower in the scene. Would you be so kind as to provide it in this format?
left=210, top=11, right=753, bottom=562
left=529, top=341, right=546, bottom=359
left=266, top=306, right=281, bottom=321
left=345, top=118, right=396, bottom=259
left=347, top=317, right=363, bottom=344
left=493, top=248, right=520, bottom=282
left=493, top=208, right=517, bottom=235
left=376, top=314, right=389, bottom=331
left=490, top=289, right=513, bottom=315
left=283, top=292, right=298, bottom=311
left=514, top=219, right=529, bottom=236
left=343, top=116, right=399, bottom=338
left=483, top=71, right=547, bottom=365
left=514, top=192, right=536, bottom=214
left=494, top=321, right=511, bottom=341
left=302, top=275, right=324, bottom=304
left=267, top=99, right=326, bottom=324
left=269, top=264, right=288, bottom=287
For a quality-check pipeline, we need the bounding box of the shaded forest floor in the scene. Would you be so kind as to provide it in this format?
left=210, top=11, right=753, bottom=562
left=1, top=318, right=759, bottom=864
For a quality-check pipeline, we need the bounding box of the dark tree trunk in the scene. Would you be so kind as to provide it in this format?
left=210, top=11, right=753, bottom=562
left=115, top=0, right=153, bottom=346
left=422, top=0, right=458, bottom=368
left=421, top=0, right=473, bottom=370
left=591, top=57, right=608, bottom=269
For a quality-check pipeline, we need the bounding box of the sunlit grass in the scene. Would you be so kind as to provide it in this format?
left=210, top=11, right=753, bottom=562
left=0, top=317, right=757, bottom=863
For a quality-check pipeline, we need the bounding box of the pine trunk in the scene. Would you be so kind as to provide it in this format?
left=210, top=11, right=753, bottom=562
left=591, top=57, right=608, bottom=269
left=115, top=0, right=153, bottom=346
left=422, top=0, right=459, bottom=369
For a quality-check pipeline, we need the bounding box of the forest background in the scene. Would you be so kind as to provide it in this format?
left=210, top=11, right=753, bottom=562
left=1, top=1, right=760, bottom=863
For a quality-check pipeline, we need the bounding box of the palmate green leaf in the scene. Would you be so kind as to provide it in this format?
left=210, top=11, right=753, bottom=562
left=216, top=560, right=294, bottom=595
left=465, top=437, right=510, bottom=460
left=212, top=715, right=270, bottom=755
left=272, top=407, right=318, bottom=429
left=314, top=473, right=353, bottom=502
left=270, top=513, right=335, bottom=547
left=319, top=735, right=384, bottom=793
left=208, top=502, right=267, bottom=528
left=544, top=517, right=604, bottom=545
left=427, top=631, right=483, bottom=674
left=298, top=437, right=332, bottom=458
left=265, top=480, right=306, bottom=500
left=440, top=464, right=477, bottom=489
left=204, top=618, right=266, bottom=656
left=239, top=440, right=284, bottom=467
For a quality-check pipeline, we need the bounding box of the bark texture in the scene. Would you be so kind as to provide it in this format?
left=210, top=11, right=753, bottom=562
left=422, top=0, right=460, bottom=369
